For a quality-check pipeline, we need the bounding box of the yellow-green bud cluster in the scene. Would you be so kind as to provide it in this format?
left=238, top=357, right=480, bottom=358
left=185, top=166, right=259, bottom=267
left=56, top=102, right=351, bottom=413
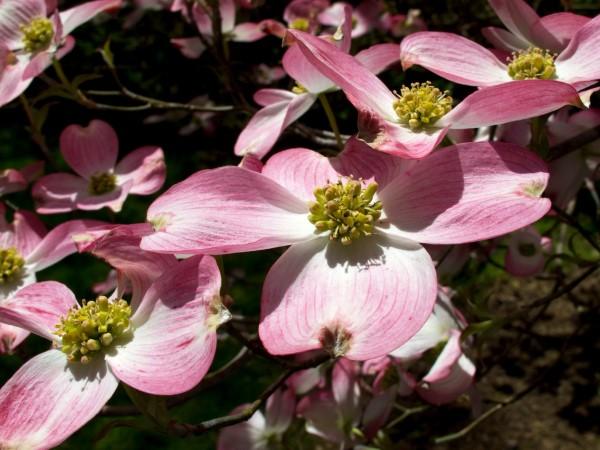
left=308, top=179, right=382, bottom=246
left=88, top=172, right=117, bottom=196
left=290, top=17, right=310, bottom=31
left=0, top=247, right=25, bottom=284
left=507, top=47, right=556, bottom=80
left=54, top=296, right=132, bottom=364
left=393, top=82, right=453, bottom=130
left=292, top=84, right=308, bottom=94
left=20, top=17, right=54, bottom=54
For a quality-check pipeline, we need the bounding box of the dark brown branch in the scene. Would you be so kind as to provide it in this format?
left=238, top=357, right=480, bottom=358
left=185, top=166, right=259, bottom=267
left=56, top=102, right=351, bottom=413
left=547, top=124, right=600, bottom=161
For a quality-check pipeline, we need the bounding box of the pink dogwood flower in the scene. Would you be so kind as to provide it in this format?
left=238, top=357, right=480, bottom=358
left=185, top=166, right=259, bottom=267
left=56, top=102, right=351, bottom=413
left=505, top=227, right=551, bottom=277
left=235, top=6, right=401, bottom=159
left=0, top=203, right=108, bottom=353
left=171, top=0, right=269, bottom=59
left=318, top=1, right=382, bottom=38
left=399, top=15, right=600, bottom=93
left=284, top=0, right=330, bottom=33
left=379, top=9, right=427, bottom=38
left=483, top=0, right=591, bottom=53
left=218, top=388, right=296, bottom=450
left=0, top=161, right=43, bottom=196
left=0, top=252, right=229, bottom=448
left=32, top=119, right=165, bottom=213
left=0, top=0, right=122, bottom=107
left=141, top=137, right=550, bottom=360
left=287, top=28, right=583, bottom=158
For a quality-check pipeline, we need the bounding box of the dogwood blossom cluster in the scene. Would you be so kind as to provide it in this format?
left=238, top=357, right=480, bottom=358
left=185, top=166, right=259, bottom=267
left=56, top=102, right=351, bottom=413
left=0, top=0, right=598, bottom=448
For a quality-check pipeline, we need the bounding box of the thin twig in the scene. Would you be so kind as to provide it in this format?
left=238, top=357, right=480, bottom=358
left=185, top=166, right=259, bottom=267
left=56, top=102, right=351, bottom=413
left=547, top=124, right=600, bottom=161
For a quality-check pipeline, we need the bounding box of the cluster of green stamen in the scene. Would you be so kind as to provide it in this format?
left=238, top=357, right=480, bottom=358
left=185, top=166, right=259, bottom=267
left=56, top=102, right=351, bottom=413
left=54, top=296, right=132, bottom=364
left=292, top=84, right=308, bottom=94
left=308, top=178, right=382, bottom=246
left=393, top=82, right=453, bottom=130
left=0, top=247, right=25, bottom=284
left=20, top=17, right=54, bottom=54
left=507, top=47, right=556, bottom=80
left=88, top=172, right=117, bottom=195
left=289, top=17, right=310, bottom=31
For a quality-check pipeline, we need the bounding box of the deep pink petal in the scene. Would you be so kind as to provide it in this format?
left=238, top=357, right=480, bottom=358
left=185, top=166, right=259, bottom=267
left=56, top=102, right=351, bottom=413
left=380, top=141, right=551, bottom=244
left=288, top=29, right=397, bottom=119
left=142, top=167, right=314, bottom=254
left=26, top=219, right=109, bottom=271
left=540, top=12, right=590, bottom=47
left=555, top=15, right=600, bottom=85
left=0, top=169, right=26, bottom=196
left=60, top=119, right=119, bottom=179
left=400, top=32, right=510, bottom=87
left=59, top=0, right=122, bottom=36
left=0, top=281, right=76, bottom=341
left=332, top=359, right=360, bottom=420
left=481, top=26, right=530, bottom=52
left=235, top=92, right=316, bottom=159
left=0, top=0, right=46, bottom=49
left=32, top=172, right=87, bottom=214
left=11, top=211, right=46, bottom=258
left=439, top=81, right=583, bottom=130
left=417, top=331, right=476, bottom=405
left=0, top=350, right=119, bottom=449
left=488, top=0, right=562, bottom=51
left=107, top=255, right=226, bottom=395
left=354, top=43, right=400, bottom=75
left=282, top=44, right=335, bottom=94
left=259, top=235, right=437, bottom=361
left=115, top=146, right=165, bottom=195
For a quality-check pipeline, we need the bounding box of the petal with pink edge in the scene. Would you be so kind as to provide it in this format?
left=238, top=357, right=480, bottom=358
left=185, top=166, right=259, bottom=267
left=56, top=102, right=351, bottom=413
left=354, top=43, right=400, bottom=75
left=555, top=15, right=600, bottom=85
left=142, top=166, right=314, bottom=255
left=253, top=88, right=296, bottom=107
left=60, top=119, right=119, bottom=179
left=0, top=169, right=26, bottom=196
left=416, top=331, right=475, bottom=405
left=107, top=255, right=226, bottom=395
left=439, top=80, right=583, bottom=130
left=232, top=22, right=266, bottom=42
left=32, top=172, right=88, bottom=213
left=380, top=141, right=551, bottom=244
left=115, top=146, right=165, bottom=195
left=0, top=323, right=30, bottom=354
left=59, top=0, right=122, bottom=36
left=481, top=26, right=529, bottom=52
left=540, top=12, right=590, bottom=46
left=26, top=219, right=109, bottom=271
left=0, top=281, right=76, bottom=341
left=400, top=32, right=510, bottom=87
left=0, top=349, right=119, bottom=449
left=217, top=407, right=265, bottom=450
left=0, top=58, right=34, bottom=108
left=488, top=0, right=562, bottom=52
left=288, top=29, right=397, bottom=120
left=297, top=390, right=347, bottom=444
left=12, top=210, right=46, bottom=258
left=265, top=387, right=296, bottom=434
left=75, top=181, right=132, bottom=213
left=234, top=92, right=316, bottom=159
left=282, top=44, right=335, bottom=94
left=259, top=235, right=437, bottom=361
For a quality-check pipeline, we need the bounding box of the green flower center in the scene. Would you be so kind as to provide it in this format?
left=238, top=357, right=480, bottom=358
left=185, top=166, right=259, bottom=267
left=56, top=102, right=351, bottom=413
left=0, top=247, right=25, bottom=284
left=290, top=17, right=310, bottom=31
left=88, top=172, right=117, bottom=196
left=21, top=17, right=54, bottom=54
left=54, top=296, right=132, bottom=364
left=507, top=47, right=556, bottom=80
left=308, top=179, right=382, bottom=246
left=393, top=82, right=453, bottom=130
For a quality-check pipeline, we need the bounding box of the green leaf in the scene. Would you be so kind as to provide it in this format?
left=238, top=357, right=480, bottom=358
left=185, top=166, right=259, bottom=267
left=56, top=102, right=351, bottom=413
left=100, top=39, right=115, bottom=69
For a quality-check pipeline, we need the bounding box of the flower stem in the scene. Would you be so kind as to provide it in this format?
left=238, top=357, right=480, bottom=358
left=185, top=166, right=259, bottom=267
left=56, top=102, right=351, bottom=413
left=318, top=93, right=343, bottom=150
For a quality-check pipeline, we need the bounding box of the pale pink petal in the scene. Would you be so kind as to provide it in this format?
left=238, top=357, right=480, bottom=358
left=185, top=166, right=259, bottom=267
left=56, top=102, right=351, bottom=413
left=555, top=15, right=600, bottom=85
left=217, top=407, right=266, bottom=450
left=12, top=210, right=46, bottom=258
left=0, top=0, right=46, bottom=49
left=488, top=0, right=562, bottom=52
left=107, top=255, right=226, bottom=395
left=81, top=226, right=176, bottom=310
left=219, top=0, right=236, bottom=34
left=390, top=313, right=448, bottom=360
left=192, top=3, right=212, bottom=36
left=0, top=281, right=76, bottom=341
left=32, top=172, right=87, bottom=213
left=540, top=12, right=590, bottom=46
left=265, top=388, right=295, bottom=434
left=26, top=219, right=109, bottom=271
left=259, top=235, right=437, bottom=361
left=60, top=120, right=119, bottom=179
left=417, top=331, right=476, bottom=405
left=481, top=26, right=530, bottom=52
left=115, top=146, right=165, bottom=195
left=287, top=367, right=323, bottom=395
left=354, top=43, right=400, bottom=75
left=238, top=154, right=263, bottom=172
left=0, top=58, right=34, bottom=108
left=171, top=37, right=206, bottom=59
left=282, top=44, right=335, bottom=94
left=75, top=181, right=132, bottom=213
left=59, top=0, right=122, bottom=36
left=380, top=141, right=551, bottom=244
left=142, top=167, right=314, bottom=254
left=288, top=29, right=397, bottom=119
left=235, top=92, right=316, bottom=158
left=505, top=228, right=546, bottom=277
left=439, top=81, right=583, bottom=130
left=297, top=390, right=347, bottom=444
left=0, top=323, right=29, bottom=354
left=0, top=349, right=119, bottom=449
left=253, top=88, right=296, bottom=107
left=231, top=22, right=265, bottom=42
left=332, top=359, right=360, bottom=420
left=21, top=35, right=75, bottom=80
left=400, top=32, right=510, bottom=87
